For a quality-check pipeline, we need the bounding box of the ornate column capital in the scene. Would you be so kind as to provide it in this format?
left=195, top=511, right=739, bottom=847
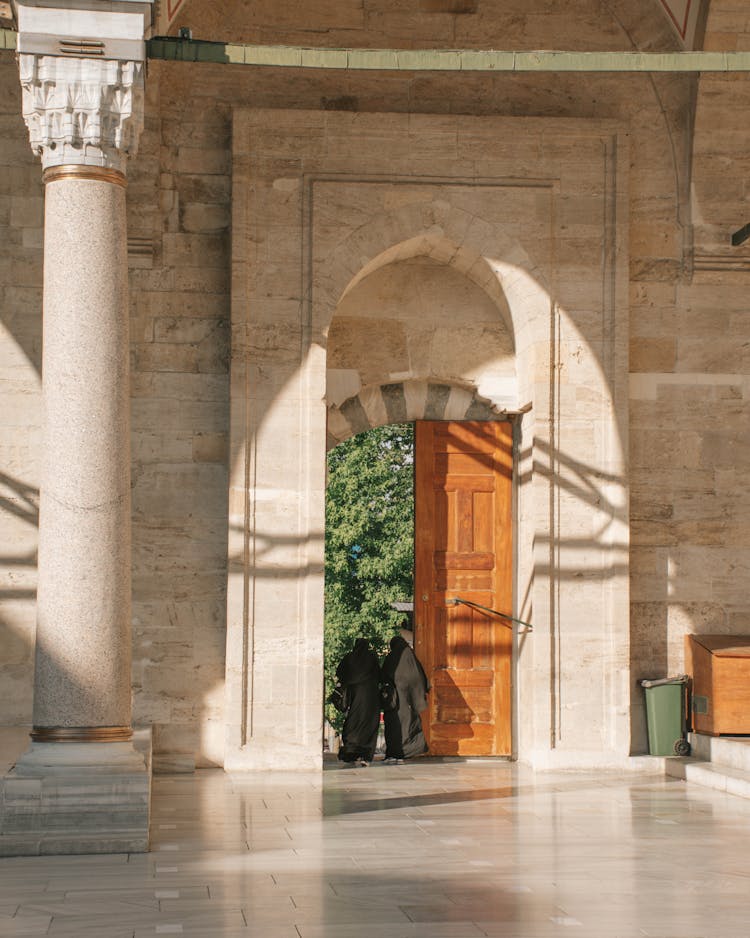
left=19, top=53, right=145, bottom=174
left=14, top=0, right=153, bottom=173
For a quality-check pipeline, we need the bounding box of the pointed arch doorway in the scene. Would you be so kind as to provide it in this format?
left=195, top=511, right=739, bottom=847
left=414, top=419, right=513, bottom=757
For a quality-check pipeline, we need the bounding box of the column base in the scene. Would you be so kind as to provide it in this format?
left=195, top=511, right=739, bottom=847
left=0, top=729, right=152, bottom=856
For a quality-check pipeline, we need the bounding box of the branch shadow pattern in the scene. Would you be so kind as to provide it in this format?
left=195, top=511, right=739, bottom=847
left=0, top=470, right=40, bottom=721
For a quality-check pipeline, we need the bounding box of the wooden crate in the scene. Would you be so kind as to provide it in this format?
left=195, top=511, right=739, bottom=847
left=686, top=634, right=750, bottom=736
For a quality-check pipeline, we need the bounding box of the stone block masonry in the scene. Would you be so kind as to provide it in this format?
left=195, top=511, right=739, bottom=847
left=127, top=71, right=231, bottom=770
left=1, top=0, right=750, bottom=775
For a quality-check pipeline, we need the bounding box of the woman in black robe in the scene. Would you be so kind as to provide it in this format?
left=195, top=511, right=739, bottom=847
left=381, top=634, right=430, bottom=762
left=336, top=637, right=381, bottom=765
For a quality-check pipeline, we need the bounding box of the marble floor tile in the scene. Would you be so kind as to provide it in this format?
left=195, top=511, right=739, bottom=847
left=0, top=915, right=54, bottom=936
left=2, top=762, right=750, bottom=935
left=295, top=924, right=487, bottom=938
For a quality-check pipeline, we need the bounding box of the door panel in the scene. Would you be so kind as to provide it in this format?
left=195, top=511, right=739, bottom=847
left=414, top=420, right=513, bottom=756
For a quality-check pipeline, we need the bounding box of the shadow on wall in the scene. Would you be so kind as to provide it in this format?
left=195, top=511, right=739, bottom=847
left=227, top=523, right=325, bottom=576
left=515, top=435, right=639, bottom=749
left=0, top=470, right=38, bottom=580
left=516, top=434, right=697, bottom=754
left=130, top=458, right=229, bottom=770
left=0, top=455, right=230, bottom=773
left=0, top=470, right=39, bottom=725
left=0, top=362, right=711, bottom=759
left=223, top=422, right=638, bottom=748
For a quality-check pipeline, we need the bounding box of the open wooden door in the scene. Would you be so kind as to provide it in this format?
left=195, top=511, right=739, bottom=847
left=414, top=420, right=513, bottom=756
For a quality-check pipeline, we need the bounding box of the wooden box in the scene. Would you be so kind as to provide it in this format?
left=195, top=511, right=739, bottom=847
left=686, top=634, right=750, bottom=736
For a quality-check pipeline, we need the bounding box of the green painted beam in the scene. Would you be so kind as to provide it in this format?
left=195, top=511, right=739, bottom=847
left=145, top=38, right=750, bottom=72
left=3, top=30, right=750, bottom=71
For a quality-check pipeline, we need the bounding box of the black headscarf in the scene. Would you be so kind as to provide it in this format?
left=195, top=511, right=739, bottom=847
left=337, top=637, right=380, bottom=686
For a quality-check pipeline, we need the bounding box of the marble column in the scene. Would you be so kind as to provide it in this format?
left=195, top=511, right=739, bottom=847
left=0, top=52, right=150, bottom=856
left=34, top=164, right=133, bottom=742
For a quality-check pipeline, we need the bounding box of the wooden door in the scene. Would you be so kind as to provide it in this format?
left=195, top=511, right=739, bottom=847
left=414, top=420, right=513, bottom=756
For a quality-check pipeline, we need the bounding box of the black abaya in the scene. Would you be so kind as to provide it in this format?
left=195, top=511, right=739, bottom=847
left=381, top=635, right=430, bottom=760
left=336, top=638, right=380, bottom=763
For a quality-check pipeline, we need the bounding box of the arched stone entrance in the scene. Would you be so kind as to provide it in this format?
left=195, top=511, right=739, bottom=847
left=226, top=107, right=630, bottom=771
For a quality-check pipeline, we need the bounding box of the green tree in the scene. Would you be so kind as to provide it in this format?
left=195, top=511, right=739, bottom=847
left=324, top=423, right=414, bottom=730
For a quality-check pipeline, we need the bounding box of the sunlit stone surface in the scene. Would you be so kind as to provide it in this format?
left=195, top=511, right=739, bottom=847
left=3, top=755, right=750, bottom=935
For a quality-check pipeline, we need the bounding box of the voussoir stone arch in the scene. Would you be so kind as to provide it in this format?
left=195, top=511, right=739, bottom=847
left=326, top=380, right=506, bottom=449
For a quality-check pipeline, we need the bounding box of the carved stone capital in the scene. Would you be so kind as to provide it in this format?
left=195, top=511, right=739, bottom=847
left=19, top=53, right=145, bottom=173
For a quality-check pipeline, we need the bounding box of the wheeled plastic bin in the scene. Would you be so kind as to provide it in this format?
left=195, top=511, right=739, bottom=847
left=640, top=675, right=691, bottom=757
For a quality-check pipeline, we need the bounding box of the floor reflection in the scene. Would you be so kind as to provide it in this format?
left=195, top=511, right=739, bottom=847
left=2, top=756, right=750, bottom=936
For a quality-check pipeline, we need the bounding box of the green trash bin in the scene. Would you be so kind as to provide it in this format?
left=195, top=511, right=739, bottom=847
left=640, top=675, right=691, bottom=757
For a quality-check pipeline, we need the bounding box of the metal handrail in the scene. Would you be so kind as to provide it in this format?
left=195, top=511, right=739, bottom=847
left=447, top=597, right=533, bottom=632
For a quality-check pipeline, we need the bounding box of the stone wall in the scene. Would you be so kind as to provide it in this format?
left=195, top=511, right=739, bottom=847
left=1, top=0, right=749, bottom=765
left=228, top=107, right=630, bottom=768
left=628, top=0, right=750, bottom=751
left=0, top=54, right=42, bottom=726
left=153, top=23, right=675, bottom=763
left=126, top=72, right=231, bottom=771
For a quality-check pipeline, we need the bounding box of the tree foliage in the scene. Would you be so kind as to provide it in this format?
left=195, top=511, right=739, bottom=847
left=324, top=423, right=414, bottom=729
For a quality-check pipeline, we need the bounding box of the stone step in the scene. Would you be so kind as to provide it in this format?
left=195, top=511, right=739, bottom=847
left=689, top=733, right=750, bottom=772
left=664, top=733, right=750, bottom=802
left=665, top=755, right=750, bottom=801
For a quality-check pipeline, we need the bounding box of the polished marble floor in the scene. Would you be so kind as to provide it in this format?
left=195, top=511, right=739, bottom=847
left=1, top=757, right=750, bottom=937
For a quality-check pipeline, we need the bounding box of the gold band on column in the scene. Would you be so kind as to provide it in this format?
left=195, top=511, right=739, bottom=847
left=31, top=725, right=133, bottom=743
left=43, top=165, right=127, bottom=188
